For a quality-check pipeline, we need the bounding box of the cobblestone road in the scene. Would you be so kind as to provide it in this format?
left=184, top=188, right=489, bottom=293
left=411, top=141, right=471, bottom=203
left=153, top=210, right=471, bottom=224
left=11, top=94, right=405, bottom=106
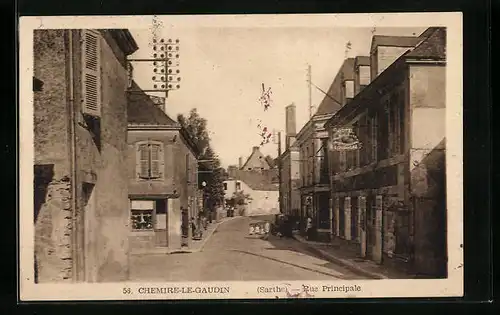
left=129, top=216, right=365, bottom=281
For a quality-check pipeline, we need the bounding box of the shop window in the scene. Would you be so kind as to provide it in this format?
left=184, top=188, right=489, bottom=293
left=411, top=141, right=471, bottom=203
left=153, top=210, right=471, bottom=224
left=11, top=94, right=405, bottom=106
left=130, top=200, right=154, bottom=231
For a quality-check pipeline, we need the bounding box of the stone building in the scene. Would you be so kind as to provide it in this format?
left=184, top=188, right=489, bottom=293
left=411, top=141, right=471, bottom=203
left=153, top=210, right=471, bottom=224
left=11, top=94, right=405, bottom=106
left=296, top=58, right=354, bottom=241
left=33, top=29, right=138, bottom=282
left=127, top=84, right=200, bottom=252
left=223, top=173, right=279, bottom=217
left=325, top=27, right=447, bottom=277
left=278, top=104, right=301, bottom=218
left=240, top=146, right=272, bottom=172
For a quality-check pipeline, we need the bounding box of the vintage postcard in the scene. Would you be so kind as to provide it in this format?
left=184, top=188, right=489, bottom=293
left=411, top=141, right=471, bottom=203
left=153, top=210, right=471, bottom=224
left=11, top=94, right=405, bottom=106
left=19, top=12, right=463, bottom=301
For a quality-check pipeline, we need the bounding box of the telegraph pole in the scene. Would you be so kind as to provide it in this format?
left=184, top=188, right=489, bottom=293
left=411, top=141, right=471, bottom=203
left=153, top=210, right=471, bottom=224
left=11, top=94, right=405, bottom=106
left=277, top=131, right=283, bottom=214
left=126, top=17, right=181, bottom=112
left=307, top=64, right=313, bottom=118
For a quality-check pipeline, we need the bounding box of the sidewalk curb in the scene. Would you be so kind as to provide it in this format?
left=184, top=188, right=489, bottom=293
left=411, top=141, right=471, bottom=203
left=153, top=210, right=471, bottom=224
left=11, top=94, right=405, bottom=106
left=292, top=235, right=388, bottom=279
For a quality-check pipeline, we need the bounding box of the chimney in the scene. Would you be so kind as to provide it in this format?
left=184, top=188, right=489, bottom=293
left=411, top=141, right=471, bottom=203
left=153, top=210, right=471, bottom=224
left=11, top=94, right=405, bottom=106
left=238, top=157, right=243, bottom=169
left=252, top=146, right=260, bottom=152
left=285, top=103, right=297, bottom=149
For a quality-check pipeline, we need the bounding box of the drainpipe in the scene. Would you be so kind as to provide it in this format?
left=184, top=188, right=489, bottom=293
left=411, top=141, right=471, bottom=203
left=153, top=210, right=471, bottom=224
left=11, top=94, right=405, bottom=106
left=67, top=30, right=79, bottom=282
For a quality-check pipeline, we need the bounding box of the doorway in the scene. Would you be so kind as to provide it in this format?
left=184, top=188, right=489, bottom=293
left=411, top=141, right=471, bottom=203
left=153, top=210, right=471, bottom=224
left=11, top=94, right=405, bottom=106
left=365, top=194, right=375, bottom=259
left=82, top=183, right=96, bottom=282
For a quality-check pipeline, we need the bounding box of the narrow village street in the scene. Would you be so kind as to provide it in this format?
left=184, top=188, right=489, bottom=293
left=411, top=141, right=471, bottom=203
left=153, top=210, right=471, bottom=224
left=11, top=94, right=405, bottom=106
left=129, top=216, right=365, bottom=281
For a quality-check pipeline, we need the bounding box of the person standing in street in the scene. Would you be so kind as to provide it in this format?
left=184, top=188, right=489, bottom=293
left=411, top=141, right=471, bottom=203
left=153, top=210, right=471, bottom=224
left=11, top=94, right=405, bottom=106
left=263, top=220, right=271, bottom=240
left=306, top=214, right=313, bottom=240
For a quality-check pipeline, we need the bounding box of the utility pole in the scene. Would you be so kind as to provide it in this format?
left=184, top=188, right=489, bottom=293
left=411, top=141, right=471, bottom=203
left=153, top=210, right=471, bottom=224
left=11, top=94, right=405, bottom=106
left=307, top=64, right=313, bottom=118
left=277, top=131, right=283, bottom=214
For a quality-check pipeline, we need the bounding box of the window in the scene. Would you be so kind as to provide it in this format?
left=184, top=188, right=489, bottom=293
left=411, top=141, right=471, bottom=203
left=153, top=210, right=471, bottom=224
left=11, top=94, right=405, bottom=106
left=388, top=92, right=402, bottom=157
left=399, top=92, right=405, bottom=154
left=130, top=200, right=154, bottom=231
left=378, top=102, right=389, bottom=160
left=339, top=151, right=347, bottom=172
left=81, top=29, right=102, bottom=117
left=370, top=112, right=378, bottom=162
left=359, top=66, right=370, bottom=86
left=136, top=141, right=164, bottom=180
left=236, top=181, right=241, bottom=190
left=345, top=80, right=354, bottom=99
left=223, top=183, right=228, bottom=190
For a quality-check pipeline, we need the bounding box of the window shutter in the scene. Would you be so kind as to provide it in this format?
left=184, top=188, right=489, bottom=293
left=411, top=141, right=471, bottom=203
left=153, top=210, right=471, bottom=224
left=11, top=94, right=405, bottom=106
left=148, top=143, right=164, bottom=179
left=81, top=29, right=101, bottom=117
left=150, top=144, right=160, bottom=178
left=137, top=144, right=149, bottom=178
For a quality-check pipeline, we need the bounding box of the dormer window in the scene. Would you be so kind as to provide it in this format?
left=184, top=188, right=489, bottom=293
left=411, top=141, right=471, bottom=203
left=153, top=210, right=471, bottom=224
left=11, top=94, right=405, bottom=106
left=345, top=80, right=354, bottom=99
left=359, top=66, right=370, bottom=86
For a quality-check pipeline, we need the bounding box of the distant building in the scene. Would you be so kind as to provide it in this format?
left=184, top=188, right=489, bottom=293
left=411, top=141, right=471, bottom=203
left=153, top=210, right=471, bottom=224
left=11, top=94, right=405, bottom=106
left=325, top=27, right=447, bottom=278
left=33, top=29, right=138, bottom=282
left=223, top=174, right=279, bottom=217
left=241, top=146, right=272, bottom=172
left=225, top=146, right=279, bottom=216
left=127, top=84, right=200, bottom=252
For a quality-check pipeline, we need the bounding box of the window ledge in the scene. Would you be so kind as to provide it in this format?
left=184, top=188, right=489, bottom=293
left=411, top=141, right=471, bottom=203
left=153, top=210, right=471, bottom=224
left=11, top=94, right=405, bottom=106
left=130, top=230, right=155, bottom=236
left=136, top=178, right=165, bottom=182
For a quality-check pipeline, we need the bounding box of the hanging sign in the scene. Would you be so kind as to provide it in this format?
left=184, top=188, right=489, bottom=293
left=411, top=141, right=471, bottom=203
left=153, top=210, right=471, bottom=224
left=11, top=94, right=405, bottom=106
left=329, top=127, right=362, bottom=151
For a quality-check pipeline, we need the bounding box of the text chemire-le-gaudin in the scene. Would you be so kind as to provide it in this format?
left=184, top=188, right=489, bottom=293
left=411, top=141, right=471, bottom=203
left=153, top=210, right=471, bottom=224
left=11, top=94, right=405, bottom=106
left=137, top=286, right=230, bottom=295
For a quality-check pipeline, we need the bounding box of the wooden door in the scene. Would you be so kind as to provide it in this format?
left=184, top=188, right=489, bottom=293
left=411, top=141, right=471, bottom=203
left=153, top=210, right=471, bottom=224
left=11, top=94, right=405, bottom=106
left=365, top=195, right=375, bottom=258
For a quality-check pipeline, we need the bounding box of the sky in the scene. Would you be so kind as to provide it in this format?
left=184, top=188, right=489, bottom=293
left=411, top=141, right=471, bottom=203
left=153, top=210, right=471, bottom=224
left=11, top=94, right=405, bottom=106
left=128, top=25, right=426, bottom=168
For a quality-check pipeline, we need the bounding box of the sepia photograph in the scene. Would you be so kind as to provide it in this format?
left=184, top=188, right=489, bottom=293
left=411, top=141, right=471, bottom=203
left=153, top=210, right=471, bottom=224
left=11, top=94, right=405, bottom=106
left=19, top=13, right=463, bottom=300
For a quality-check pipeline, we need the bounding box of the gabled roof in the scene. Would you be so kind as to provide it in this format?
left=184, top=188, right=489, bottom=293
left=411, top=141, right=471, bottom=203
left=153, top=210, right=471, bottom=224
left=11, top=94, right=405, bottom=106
left=406, top=27, right=446, bottom=59
left=241, top=146, right=272, bottom=170
left=314, top=58, right=355, bottom=116
left=127, top=81, right=179, bottom=127
left=370, top=35, right=422, bottom=52
left=228, top=169, right=279, bottom=191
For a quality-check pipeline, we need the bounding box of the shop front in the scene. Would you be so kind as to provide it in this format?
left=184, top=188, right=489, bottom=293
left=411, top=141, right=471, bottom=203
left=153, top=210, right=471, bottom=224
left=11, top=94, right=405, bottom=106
left=129, top=198, right=168, bottom=250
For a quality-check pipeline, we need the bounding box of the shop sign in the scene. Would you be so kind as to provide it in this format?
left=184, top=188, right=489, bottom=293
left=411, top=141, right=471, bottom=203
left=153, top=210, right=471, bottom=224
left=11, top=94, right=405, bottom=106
left=329, top=127, right=361, bottom=151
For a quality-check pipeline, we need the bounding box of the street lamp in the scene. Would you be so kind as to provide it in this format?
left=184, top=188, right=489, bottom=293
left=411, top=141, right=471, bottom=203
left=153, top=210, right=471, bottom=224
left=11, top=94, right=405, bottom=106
left=201, top=181, right=213, bottom=223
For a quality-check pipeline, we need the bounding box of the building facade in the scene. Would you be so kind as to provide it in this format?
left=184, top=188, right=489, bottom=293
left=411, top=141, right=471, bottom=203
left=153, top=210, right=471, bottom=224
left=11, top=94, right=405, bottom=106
left=325, top=27, right=447, bottom=277
left=296, top=58, right=354, bottom=241
left=127, top=86, right=199, bottom=252
left=33, top=29, right=138, bottom=282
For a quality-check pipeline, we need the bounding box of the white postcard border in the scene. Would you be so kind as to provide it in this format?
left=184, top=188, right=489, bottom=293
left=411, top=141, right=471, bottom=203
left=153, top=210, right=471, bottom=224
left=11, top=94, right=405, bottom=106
left=19, top=12, right=464, bottom=300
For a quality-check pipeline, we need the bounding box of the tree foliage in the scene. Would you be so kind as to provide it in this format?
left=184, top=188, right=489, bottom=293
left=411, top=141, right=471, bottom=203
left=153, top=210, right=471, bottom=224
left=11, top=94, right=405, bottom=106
left=178, top=109, right=224, bottom=210
left=226, top=190, right=251, bottom=207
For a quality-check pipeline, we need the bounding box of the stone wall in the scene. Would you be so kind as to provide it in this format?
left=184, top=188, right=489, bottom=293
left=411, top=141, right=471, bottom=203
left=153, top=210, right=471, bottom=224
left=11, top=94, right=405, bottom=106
left=34, top=178, right=73, bottom=282
left=34, top=29, right=134, bottom=282
left=33, top=29, right=73, bottom=283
